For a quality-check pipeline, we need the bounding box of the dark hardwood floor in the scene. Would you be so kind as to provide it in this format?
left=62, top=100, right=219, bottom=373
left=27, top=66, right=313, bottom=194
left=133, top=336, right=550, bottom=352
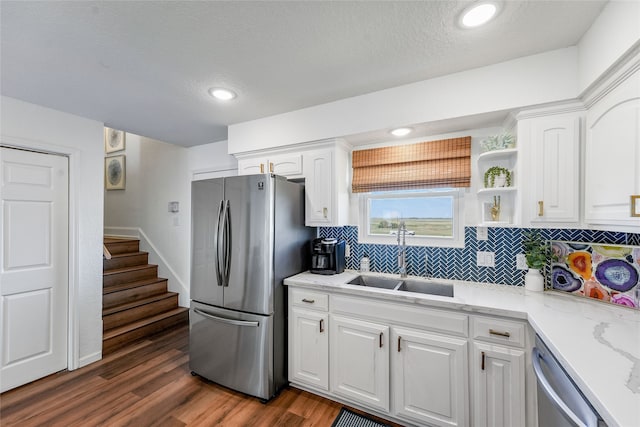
left=0, top=324, right=401, bottom=427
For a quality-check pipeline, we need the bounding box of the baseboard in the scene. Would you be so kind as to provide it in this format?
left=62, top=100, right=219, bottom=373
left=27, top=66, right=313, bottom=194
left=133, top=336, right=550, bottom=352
left=104, top=226, right=140, bottom=239
left=78, top=351, right=102, bottom=368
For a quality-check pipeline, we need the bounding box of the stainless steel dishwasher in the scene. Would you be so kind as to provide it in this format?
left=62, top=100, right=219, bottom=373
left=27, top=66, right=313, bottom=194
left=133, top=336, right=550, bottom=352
left=532, top=336, right=607, bottom=427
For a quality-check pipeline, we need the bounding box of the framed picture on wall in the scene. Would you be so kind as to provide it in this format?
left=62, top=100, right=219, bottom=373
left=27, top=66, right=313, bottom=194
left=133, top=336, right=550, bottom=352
left=105, top=155, right=126, bottom=190
left=104, top=128, right=126, bottom=153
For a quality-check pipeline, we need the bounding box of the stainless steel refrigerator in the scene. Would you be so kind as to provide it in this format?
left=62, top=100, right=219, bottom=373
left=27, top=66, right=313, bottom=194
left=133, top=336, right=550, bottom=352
left=189, top=174, right=314, bottom=401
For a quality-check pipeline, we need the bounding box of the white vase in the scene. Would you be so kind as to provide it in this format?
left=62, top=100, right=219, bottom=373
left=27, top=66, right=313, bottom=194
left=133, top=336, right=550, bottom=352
left=525, top=268, right=544, bottom=292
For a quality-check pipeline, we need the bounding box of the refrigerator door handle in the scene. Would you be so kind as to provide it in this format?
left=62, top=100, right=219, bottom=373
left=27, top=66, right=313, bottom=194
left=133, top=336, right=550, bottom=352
left=215, top=200, right=225, bottom=286
left=222, top=200, right=231, bottom=286
left=222, top=199, right=231, bottom=287
left=193, top=308, right=259, bottom=327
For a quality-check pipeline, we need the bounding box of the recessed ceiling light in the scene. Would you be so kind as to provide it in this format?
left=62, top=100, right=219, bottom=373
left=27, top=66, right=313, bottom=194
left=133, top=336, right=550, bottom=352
left=208, top=87, right=237, bottom=101
left=390, top=127, right=413, bottom=137
left=459, top=2, right=499, bottom=28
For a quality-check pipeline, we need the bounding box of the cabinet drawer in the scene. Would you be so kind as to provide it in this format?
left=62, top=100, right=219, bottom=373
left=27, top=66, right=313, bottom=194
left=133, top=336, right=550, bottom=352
left=290, top=288, right=329, bottom=311
left=331, top=295, right=468, bottom=338
left=471, top=316, right=526, bottom=348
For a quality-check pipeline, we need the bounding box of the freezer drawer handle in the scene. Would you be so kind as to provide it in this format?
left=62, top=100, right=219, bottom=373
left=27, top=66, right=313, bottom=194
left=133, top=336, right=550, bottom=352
left=194, top=308, right=260, bottom=328
left=532, top=348, right=592, bottom=427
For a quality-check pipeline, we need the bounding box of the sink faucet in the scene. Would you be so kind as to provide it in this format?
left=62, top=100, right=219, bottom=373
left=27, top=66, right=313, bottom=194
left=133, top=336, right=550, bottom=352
left=397, top=221, right=407, bottom=278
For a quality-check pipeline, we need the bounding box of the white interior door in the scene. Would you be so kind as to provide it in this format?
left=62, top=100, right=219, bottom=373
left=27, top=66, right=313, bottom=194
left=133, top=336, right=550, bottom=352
left=0, top=147, right=69, bottom=392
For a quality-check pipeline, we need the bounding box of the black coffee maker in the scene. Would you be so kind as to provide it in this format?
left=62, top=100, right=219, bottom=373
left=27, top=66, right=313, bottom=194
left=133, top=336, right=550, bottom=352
left=310, top=238, right=346, bottom=275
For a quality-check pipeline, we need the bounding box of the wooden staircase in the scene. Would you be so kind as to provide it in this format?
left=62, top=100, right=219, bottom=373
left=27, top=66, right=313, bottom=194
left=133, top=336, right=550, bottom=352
left=102, top=237, right=189, bottom=355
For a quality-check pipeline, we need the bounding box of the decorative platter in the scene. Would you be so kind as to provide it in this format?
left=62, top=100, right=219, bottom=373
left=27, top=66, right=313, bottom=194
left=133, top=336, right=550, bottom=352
left=549, top=241, right=640, bottom=310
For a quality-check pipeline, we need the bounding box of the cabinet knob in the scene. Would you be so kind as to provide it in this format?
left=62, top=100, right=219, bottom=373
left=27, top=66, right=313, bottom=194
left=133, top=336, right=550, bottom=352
left=538, top=201, right=544, bottom=217
left=269, top=162, right=274, bottom=173
left=260, top=163, right=264, bottom=174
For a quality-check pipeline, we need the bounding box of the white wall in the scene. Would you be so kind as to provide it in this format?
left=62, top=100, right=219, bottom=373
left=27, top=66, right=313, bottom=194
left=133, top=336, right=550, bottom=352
left=188, top=140, right=237, bottom=179
left=228, top=48, right=578, bottom=153
left=1, top=96, right=104, bottom=367
left=577, top=0, right=640, bottom=93
left=104, top=135, right=191, bottom=305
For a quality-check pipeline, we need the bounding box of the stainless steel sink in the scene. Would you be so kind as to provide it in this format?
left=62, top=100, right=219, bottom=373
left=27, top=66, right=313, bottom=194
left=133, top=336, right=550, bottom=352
left=347, top=275, right=403, bottom=289
left=347, top=275, right=454, bottom=297
left=396, top=279, right=454, bottom=297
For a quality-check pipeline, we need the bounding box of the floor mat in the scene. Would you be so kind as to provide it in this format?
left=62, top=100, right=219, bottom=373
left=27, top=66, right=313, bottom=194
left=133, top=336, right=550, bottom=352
left=331, top=407, right=392, bottom=427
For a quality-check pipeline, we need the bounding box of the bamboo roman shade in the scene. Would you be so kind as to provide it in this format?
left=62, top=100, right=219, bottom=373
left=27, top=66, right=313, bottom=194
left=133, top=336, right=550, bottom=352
left=351, top=136, right=471, bottom=193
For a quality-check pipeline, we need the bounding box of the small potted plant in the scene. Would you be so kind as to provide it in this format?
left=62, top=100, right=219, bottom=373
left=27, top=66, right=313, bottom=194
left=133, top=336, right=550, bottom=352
left=522, top=230, right=555, bottom=291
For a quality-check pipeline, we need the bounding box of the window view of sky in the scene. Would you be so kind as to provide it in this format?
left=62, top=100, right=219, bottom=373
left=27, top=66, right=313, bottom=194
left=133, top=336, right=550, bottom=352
left=370, top=197, right=453, bottom=219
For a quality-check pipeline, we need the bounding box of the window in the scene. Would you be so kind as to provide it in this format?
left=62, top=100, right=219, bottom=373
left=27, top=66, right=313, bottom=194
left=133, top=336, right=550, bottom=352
left=358, top=189, right=465, bottom=248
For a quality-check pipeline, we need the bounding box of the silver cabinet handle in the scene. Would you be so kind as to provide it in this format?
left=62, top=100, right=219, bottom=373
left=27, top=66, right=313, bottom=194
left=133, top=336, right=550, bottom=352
left=489, top=329, right=511, bottom=338
left=532, top=348, right=592, bottom=427
left=194, top=308, right=259, bottom=327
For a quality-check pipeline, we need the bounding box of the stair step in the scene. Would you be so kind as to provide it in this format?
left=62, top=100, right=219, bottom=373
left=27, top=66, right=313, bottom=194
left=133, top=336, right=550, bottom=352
left=103, top=251, right=149, bottom=271
left=103, top=264, right=158, bottom=288
left=102, top=307, right=189, bottom=355
left=103, top=292, right=180, bottom=331
left=104, top=238, right=140, bottom=255
left=103, top=278, right=169, bottom=309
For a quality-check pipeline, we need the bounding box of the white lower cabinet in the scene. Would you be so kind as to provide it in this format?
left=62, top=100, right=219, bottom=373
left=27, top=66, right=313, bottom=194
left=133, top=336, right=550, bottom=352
left=287, top=286, right=532, bottom=427
left=471, top=342, right=525, bottom=427
left=330, top=314, right=390, bottom=412
left=392, top=327, right=469, bottom=427
left=288, top=307, right=329, bottom=390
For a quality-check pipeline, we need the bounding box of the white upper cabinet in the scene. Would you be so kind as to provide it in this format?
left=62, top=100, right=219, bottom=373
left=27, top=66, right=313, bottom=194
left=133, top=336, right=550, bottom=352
left=236, top=152, right=303, bottom=178
left=304, top=142, right=350, bottom=227
left=518, top=109, right=583, bottom=226
left=584, top=66, right=640, bottom=229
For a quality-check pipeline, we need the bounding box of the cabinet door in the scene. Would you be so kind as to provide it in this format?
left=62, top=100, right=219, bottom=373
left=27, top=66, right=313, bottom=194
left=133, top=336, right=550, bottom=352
left=472, top=342, right=525, bottom=427
left=330, top=315, right=389, bottom=412
left=270, top=154, right=303, bottom=177
left=305, top=149, right=334, bottom=225
left=531, top=115, right=580, bottom=223
left=392, top=328, right=469, bottom=427
left=236, top=158, right=265, bottom=175
left=585, top=70, right=640, bottom=227
left=288, top=308, right=328, bottom=390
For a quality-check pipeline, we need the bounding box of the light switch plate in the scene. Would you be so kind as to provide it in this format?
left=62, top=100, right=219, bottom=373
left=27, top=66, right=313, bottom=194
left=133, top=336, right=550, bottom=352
left=516, top=254, right=528, bottom=270
left=476, top=226, right=488, bottom=241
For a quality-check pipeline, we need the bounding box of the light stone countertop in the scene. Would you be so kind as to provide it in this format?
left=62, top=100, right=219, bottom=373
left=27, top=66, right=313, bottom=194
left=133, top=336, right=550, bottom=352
left=284, top=270, right=640, bottom=427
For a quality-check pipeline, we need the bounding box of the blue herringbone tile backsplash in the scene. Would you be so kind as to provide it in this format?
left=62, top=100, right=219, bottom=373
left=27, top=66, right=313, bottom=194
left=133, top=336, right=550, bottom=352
left=318, top=226, right=640, bottom=286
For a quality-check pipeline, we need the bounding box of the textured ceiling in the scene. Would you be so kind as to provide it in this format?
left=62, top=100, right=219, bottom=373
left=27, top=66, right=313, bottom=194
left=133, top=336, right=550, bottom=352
left=0, top=1, right=606, bottom=147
